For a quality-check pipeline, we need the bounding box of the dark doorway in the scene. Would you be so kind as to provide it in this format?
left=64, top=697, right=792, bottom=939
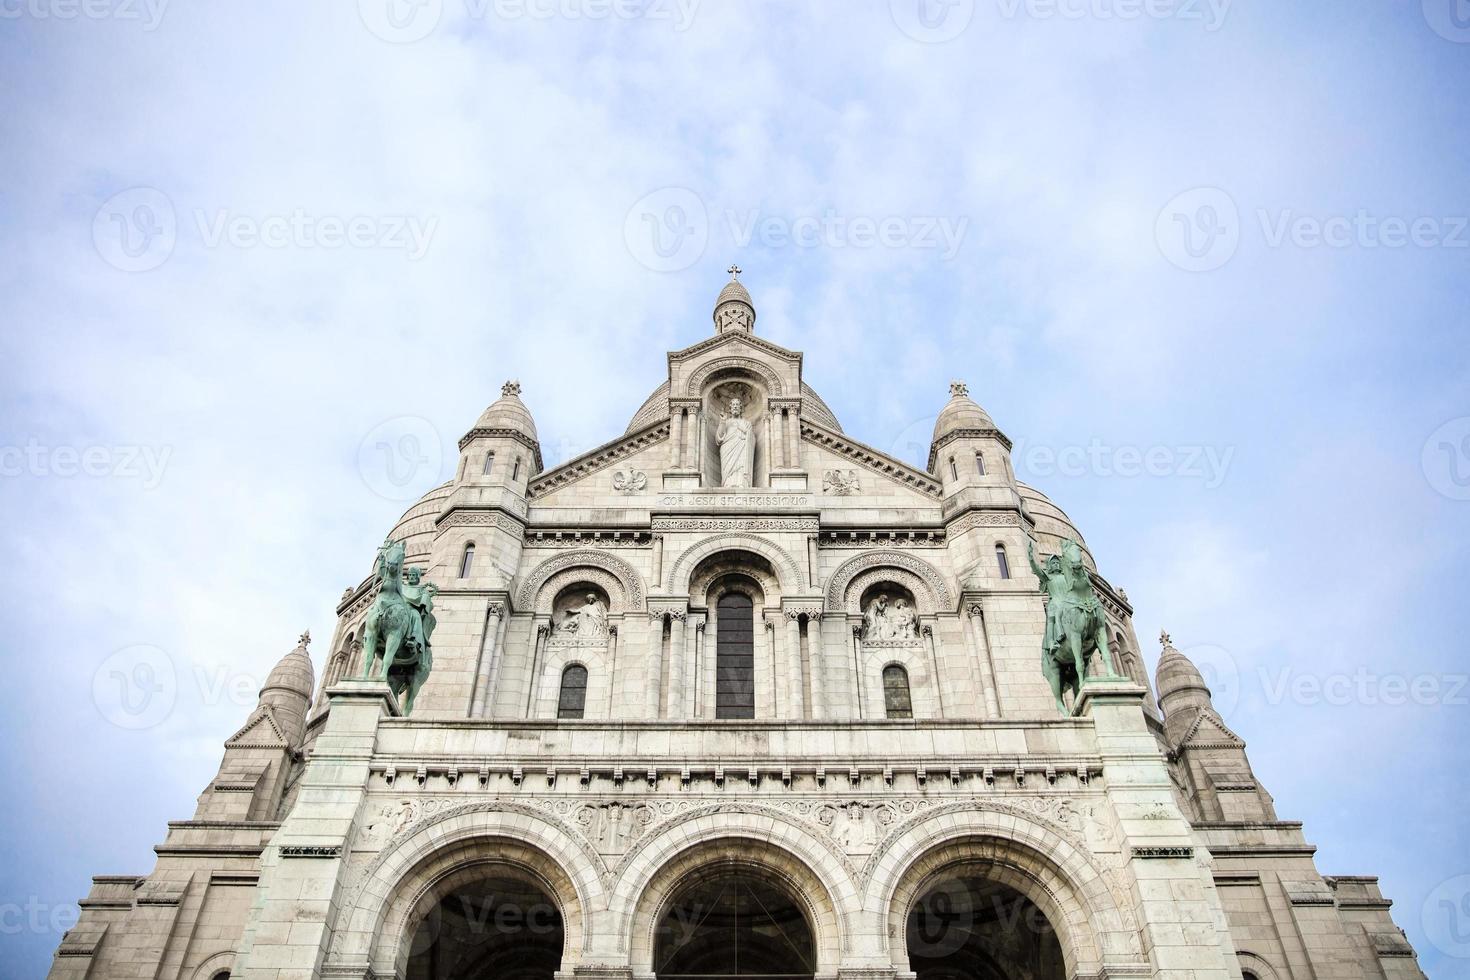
left=654, top=870, right=815, bottom=979
left=906, top=877, right=1064, bottom=980
left=405, top=873, right=563, bottom=980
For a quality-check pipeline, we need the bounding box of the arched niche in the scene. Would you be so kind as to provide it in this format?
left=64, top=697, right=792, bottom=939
left=668, top=537, right=803, bottom=599
left=698, top=366, right=773, bottom=488
left=827, top=551, right=952, bottom=616
left=518, top=551, right=645, bottom=615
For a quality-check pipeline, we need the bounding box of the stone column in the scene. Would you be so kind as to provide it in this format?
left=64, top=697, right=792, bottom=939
left=921, top=621, right=945, bottom=717
left=807, top=612, right=825, bottom=718
left=850, top=623, right=867, bottom=719
left=759, top=614, right=778, bottom=719
left=671, top=408, right=685, bottom=467
left=784, top=612, right=804, bottom=719
left=648, top=613, right=665, bottom=718
left=523, top=619, right=550, bottom=718
left=966, top=601, right=1001, bottom=718
left=691, top=616, right=707, bottom=718
left=695, top=408, right=706, bottom=479
left=667, top=611, right=688, bottom=718
left=470, top=601, right=506, bottom=718
left=703, top=606, right=719, bottom=717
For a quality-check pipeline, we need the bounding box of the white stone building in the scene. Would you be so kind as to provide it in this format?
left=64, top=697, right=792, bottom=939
left=52, top=273, right=1424, bottom=980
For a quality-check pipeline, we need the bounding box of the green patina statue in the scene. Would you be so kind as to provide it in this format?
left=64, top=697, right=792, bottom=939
left=1027, top=535, right=1119, bottom=713
left=358, top=537, right=436, bottom=714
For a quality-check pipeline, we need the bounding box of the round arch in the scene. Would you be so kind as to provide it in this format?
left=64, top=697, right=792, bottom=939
left=330, top=802, right=607, bottom=975
left=666, top=535, right=805, bottom=596
left=517, top=550, right=646, bottom=614
left=684, top=356, right=787, bottom=397
left=609, top=806, right=860, bottom=974
left=827, top=551, right=953, bottom=615
left=865, top=806, right=1143, bottom=978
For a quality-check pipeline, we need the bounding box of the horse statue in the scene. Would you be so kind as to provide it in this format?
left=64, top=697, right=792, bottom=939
left=358, top=537, right=435, bottom=714
left=1027, top=536, right=1119, bottom=713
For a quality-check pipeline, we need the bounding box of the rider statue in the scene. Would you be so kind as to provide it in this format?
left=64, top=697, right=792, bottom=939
left=1027, top=534, right=1119, bottom=713
left=357, top=538, right=436, bottom=715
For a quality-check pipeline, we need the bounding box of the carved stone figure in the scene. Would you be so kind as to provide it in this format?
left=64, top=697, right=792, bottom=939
left=556, top=593, right=608, bottom=638
left=716, top=395, right=754, bottom=488
left=864, top=593, right=890, bottom=639
left=358, top=538, right=433, bottom=714
left=823, top=469, right=861, bottom=495
left=888, top=598, right=916, bottom=639
left=864, top=593, right=918, bottom=640
left=402, top=567, right=438, bottom=653
left=1027, top=535, right=1118, bottom=713
left=612, top=469, right=647, bottom=494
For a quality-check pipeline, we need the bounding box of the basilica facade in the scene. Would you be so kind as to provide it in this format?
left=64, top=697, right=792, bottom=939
left=52, top=274, right=1424, bottom=980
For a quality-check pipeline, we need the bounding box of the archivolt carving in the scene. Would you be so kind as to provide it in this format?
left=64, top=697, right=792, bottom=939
left=666, top=533, right=805, bottom=595
left=827, top=550, right=953, bottom=613
left=517, top=550, right=646, bottom=613
left=685, top=356, right=786, bottom=397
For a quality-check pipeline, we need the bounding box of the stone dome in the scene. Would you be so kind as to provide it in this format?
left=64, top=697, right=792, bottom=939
left=930, top=381, right=997, bottom=444
left=1017, top=482, right=1096, bottom=573
left=1155, top=637, right=1212, bottom=706
left=470, top=381, right=538, bottom=442
left=260, top=634, right=315, bottom=702
left=715, top=278, right=754, bottom=309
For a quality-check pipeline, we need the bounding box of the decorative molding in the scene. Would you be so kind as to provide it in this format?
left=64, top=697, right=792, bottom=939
left=1131, top=846, right=1194, bottom=860
left=524, top=530, right=654, bottom=549
left=665, top=533, right=805, bottom=594
left=280, top=845, right=343, bottom=859
left=818, top=529, right=945, bottom=548
left=456, top=426, right=544, bottom=472
left=528, top=421, right=670, bottom=498
left=802, top=422, right=942, bottom=497
left=946, top=510, right=1025, bottom=534
left=685, top=356, right=787, bottom=397
left=826, top=550, right=954, bottom=613
left=435, top=509, right=526, bottom=533
left=653, top=516, right=819, bottom=533
left=822, top=469, right=862, bottom=495
left=927, top=426, right=1012, bottom=470
left=516, top=551, right=647, bottom=612
left=612, top=470, right=648, bottom=494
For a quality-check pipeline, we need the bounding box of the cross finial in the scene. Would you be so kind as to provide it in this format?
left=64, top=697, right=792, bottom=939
left=1159, top=629, right=1171, bottom=648
left=950, top=380, right=969, bottom=398
left=501, top=380, right=522, bottom=397
left=298, top=630, right=311, bottom=647
left=727, top=264, right=741, bottom=280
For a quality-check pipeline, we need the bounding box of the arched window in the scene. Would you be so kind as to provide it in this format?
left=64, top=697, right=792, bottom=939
left=557, top=664, right=588, bottom=719
left=949, top=456, right=959, bottom=480
left=715, top=592, right=755, bottom=719
left=996, top=543, right=1011, bottom=579
left=482, top=451, right=495, bottom=476
left=459, top=543, right=475, bottom=578
left=883, top=664, right=913, bottom=718
left=975, top=451, right=986, bottom=475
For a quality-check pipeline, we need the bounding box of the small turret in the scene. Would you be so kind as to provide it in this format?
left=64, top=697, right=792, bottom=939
left=713, top=265, right=756, bottom=335
left=927, top=380, right=1013, bottom=496
left=1155, top=630, right=1219, bottom=745
left=258, top=631, right=314, bottom=748
left=453, top=380, right=543, bottom=498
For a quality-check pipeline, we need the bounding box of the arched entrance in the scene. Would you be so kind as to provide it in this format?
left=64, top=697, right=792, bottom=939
left=405, top=872, right=564, bottom=980
left=653, top=869, right=816, bottom=980
left=906, top=875, right=1064, bottom=980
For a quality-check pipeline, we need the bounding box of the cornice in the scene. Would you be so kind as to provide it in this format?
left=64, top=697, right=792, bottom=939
left=528, top=420, right=670, bottom=497
left=457, top=426, right=544, bottom=472
left=926, top=425, right=1014, bottom=471
left=801, top=420, right=943, bottom=498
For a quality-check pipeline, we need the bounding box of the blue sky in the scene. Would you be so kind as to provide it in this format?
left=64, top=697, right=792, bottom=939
left=2, top=1, right=1468, bottom=976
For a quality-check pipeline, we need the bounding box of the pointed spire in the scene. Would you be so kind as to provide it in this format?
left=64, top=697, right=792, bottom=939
left=713, top=265, right=756, bottom=335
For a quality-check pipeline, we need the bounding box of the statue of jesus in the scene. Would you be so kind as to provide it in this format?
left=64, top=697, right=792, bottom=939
left=716, top=396, right=754, bottom=488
